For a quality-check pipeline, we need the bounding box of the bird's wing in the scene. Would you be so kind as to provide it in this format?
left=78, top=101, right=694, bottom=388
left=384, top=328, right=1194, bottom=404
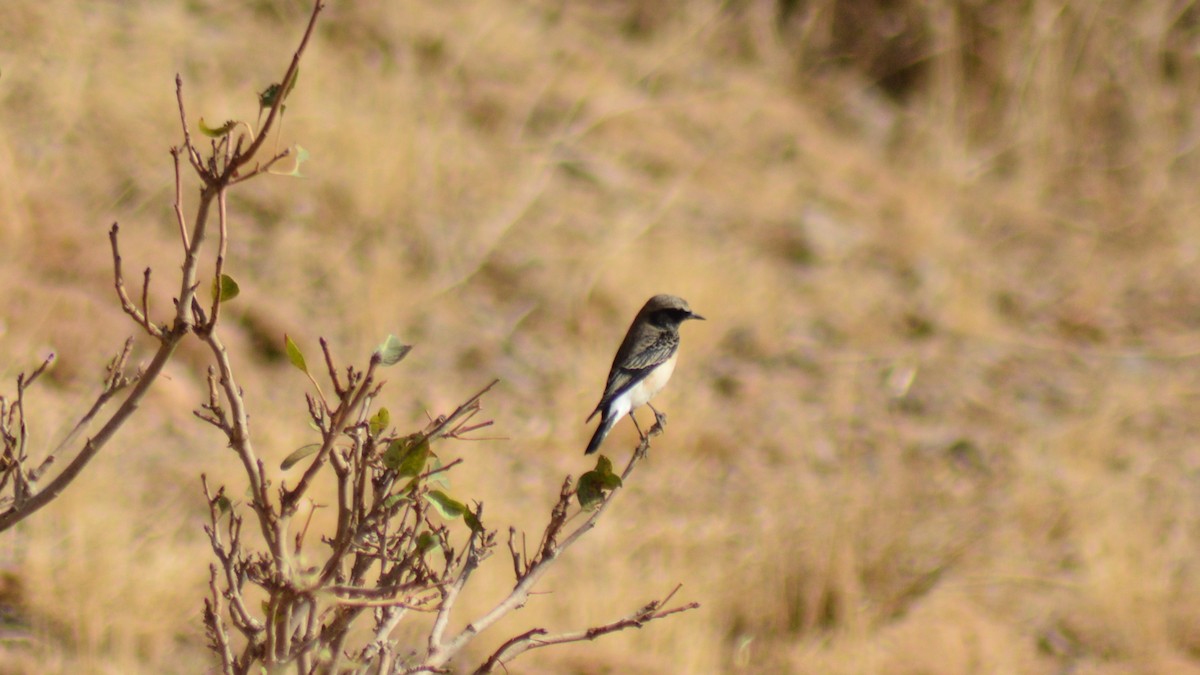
left=587, top=330, right=679, bottom=420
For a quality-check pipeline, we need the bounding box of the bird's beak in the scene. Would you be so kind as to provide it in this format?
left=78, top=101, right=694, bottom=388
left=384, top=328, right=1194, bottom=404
left=690, top=312, right=706, bottom=321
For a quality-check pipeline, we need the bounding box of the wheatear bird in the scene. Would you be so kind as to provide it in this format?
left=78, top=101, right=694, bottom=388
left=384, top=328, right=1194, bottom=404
left=585, top=294, right=704, bottom=455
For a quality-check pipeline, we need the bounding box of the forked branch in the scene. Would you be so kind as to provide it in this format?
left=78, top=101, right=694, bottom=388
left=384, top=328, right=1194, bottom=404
left=473, top=584, right=700, bottom=674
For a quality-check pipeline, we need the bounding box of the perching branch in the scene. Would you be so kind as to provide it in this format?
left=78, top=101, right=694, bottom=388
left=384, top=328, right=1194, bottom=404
left=418, top=425, right=692, bottom=672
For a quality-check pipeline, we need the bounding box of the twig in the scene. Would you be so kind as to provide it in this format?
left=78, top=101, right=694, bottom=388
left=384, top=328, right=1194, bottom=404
left=204, top=565, right=236, bottom=675
left=28, top=341, right=136, bottom=482
left=174, top=78, right=204, bottom=178
left=422, top=433, right=653, bottom=669
left=473, top=587, right=700, bottom=673
left=207, top=187, right=229, bottom=329
left=109, top=224, right=162, bottom=338
left=227, top=1, right=324, bottom=178
left=0, top=324, right=188, bottom=531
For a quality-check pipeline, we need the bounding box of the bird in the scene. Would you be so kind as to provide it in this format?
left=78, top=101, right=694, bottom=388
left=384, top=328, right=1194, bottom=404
left=585, top=294, right=704, bottom=455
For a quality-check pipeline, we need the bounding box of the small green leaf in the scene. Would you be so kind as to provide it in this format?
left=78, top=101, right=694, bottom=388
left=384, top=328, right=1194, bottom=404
left=464, top=507, right=483, bottom=533
left=376, top=335, right=412, bottom=367
left=382, top=492, right=409, bottom=509
left=281, top=443, right=321, bottom=470
left=199, top=117, right=238, bottom=137
left=425, top=490, right=466, bottom=519
left=577, top=472, right=605, bottom=510
left=598, top=470, right=622, bottom=490
left=272, top=144, right=310, bottom=178
left=415, top=531, right=439, bottom=553
left=285, top=334, right=308, bottom=373
left=425, top=457, right=451, bottom=489
left=211, top=273, right=240, bottom=302
left=259, top=83, right=284, bottom=110
left=577, top=455, right=623, bottom=510
left=259, top=69, right=299, bottom=110
left=383, top=434, right=429, bottom=478
left=215, top=495, right=232, bottom=514
left=369, top=407, right=390, bottom=436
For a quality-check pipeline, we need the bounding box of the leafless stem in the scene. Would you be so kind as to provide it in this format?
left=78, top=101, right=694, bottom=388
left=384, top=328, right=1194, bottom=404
left=473, top=586, right=700, bottom=673
left=208, top=187, right=229, bottom=328
left=0, top=319, right=188, bottom=531
left=110, top=224, right=162, bottom=338
left=204, top=565, right=236, bottom=675
left=321, top=337, right=345, bottom=397
left=175, top=77, right=204, bottom=177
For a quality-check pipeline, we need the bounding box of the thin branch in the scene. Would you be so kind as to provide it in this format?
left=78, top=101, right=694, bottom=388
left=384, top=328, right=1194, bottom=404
left=427, top=522, right=485, bottom=655
left=207, top=187, right=229, bottom=329
left=197, top=328, right=282, bottom=570
left=174, top=76, right=205, bottom=177
left=228, top=147, right=294, bottom=185
left=204, top=565, right=236, bottom=675
left=283, top=356, right=381, bottom=513
left=109, top=224, right=162, bottom=338
left=321, top=337, right=345, bottom=397
left=423, top=433, right=653, bottom=668
left=140, top=267, right=154, bottom=333
left=422, top=380, right=500, bottom=442
left=170, top=147, right=192, bottom=250
left=228, top=0, right=324, bottom=177
left=473, top=589, right=700, bottom=674
left=0, top=324, right=188, bottom=531
left=30, top=340, right=136, bottom=482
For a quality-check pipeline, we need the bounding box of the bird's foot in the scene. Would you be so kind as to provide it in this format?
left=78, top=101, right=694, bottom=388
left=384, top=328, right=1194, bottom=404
left=648, top=405, right=667, bottom=437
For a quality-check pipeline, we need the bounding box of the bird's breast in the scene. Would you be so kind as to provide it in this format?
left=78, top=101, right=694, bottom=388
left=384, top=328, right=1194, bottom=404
left=628, top=352, right=677, bottom=409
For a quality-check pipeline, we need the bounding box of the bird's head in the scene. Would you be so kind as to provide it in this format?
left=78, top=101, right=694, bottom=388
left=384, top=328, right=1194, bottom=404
left=641, top=294, right=705, bottom=327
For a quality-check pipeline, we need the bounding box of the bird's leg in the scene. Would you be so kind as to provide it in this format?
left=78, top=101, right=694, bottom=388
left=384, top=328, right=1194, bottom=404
left=629, top=411, right=646, bottom=441
left=647, top=403, right=667, bottom=436
left=629, top=412, right=651, bottom=460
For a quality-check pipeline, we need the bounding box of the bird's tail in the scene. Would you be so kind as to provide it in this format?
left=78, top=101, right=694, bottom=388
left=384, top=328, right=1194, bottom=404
left=585, top=412, right=619, bottom=455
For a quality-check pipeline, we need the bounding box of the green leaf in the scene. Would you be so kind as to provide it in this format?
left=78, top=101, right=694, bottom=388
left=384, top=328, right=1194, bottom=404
left=383, top=434, right=429, bottom=478
left=577, top=455, right=623, bottom=510
left=425, top=457, right=450, bottom=489
left=199, top=117, right=238, bottom=137
left=281, top=443, right=321, bottom=470
left=415, top=531, right=439, bottom=553
left=259, top=84, right=282, bottom=110
left=211, top=273, right=240, bottom=302
left=259, top=69, right=299, bottom=110
left=577, top=472, right=605, bottom=510
left=594, top=455, right=614, bottom=475
left=425, top=490, right=466, bottom=520
left=285, top=334, right=308, bottom=373
left=369, top=407, right=390, bottom=436
left=375, top=335, right=412, bottom=367
left=382, top=492, right=409, bottom=509
left=215, top=495, right=232, bottom=515
left=464, top=507, right=483, bottom=533
left=272, top=144, right=310, bottom=178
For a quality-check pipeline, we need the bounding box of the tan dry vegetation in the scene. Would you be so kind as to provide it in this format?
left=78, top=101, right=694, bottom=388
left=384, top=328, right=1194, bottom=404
left=2, top=0, right=1200, bottom=672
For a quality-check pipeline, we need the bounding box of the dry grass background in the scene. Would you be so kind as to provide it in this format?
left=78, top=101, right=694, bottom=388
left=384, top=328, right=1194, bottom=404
left=2, top=0, right=1200, bottom=672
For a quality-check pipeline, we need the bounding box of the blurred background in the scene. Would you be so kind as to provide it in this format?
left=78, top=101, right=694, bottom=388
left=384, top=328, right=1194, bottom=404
left=3, top=0, right=1200, bottom=672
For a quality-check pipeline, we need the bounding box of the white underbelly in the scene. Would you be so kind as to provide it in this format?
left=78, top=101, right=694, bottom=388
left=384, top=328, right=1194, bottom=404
left=628, top=353, right=677, bottom=409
